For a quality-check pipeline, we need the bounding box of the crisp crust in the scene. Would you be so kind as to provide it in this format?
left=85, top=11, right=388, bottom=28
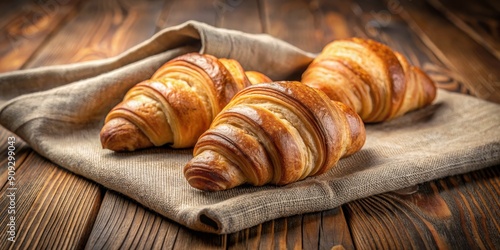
left=100, top=52, right=254, bottom=151
left=184, top=81, right=366, bottom=190
left=413, top=66, right=437, bottom=106
left=235, top=81, right=342, bottom=176
left=218, top=58, right=252, bottom=90
left=100, top=117, right=153, bottom=151
left=303, top=57, right=380, bottom=120
left=157, top=53, right=238, bottom=110
left=302, top=38, right=436, bottom=122
left=183, top=150, right=246, bottom=191
left=334, top=101, right=366, bottom=157
left=352, top=38, right=406, bottom=120
left=245, top=71, right=272, bottom=85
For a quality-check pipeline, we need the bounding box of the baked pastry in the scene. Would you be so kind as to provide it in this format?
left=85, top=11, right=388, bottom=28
left=183, top=81, right=366, bottom=191
left=245, top=71, right=272, bottom=85
left=301, top=38, right=437, bottom=122
left=100, top=53, right=270, bottom=151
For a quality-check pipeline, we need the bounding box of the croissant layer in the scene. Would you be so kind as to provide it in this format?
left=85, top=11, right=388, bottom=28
left=184, top=81, right=366, bottom=191
left=100, top=53, right=271, bottom=151
left=302, top=38, right=437, bottom=122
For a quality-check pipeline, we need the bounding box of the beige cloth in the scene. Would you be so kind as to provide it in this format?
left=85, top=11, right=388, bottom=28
left=1, top=21, right=499, bottom=234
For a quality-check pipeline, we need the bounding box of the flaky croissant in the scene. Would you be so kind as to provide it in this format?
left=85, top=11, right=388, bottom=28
left=183, top=81, right=366, bottom=191
left=100, top=52, right=271, bottom=151
left=245, top=71, right=272, bottom=85
left=301, top=38, right=437, bottom=123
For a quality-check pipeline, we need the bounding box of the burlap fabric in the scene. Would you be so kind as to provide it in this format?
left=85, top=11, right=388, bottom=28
left=1, top=21, right=499, bottom=234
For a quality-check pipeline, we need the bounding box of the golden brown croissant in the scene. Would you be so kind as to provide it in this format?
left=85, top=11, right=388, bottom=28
left=245, top=71, right=272, bottom=85
left=100, top=53, right=271, bottom=151
left=183, top=81, right=366, bottom=191
left=301, top=38, right=437, bottom=123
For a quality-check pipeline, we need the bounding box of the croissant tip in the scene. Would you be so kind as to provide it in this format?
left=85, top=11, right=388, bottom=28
left=184, top=150, right=246, bottom=191
left=100, top=129, right=127, bottom=151
left=100, top=118, right=154, bottom=152
left=99, top=128, right=114, bottom=150
left=184, top=165, right=228, bottom=192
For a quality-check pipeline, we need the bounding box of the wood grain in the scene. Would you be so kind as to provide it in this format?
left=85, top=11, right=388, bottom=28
left=260, top=0, right=323, bottom=53
left=160, top=0, right=264, bottom=34
left=227, top=207, right=355, bottom=249
left=86, top=191, right=355, bottom=249
left=426, top=0, right=500, bottom=60
left=319, top=208, right=355, bottom=250
left=309, top=0, right=358, bottom=41
left=86, top=191, right=229, bottom=249
left=24, top=0, right=166, bottom=68
left=0, top=147, right=103, bottom=249
left=398, top=0, right=500, bottom=103
left=0, top=0, right=83, bottom=72
left=345, top=166, right=500, bottom=249
left=158, top=0, right=217, bottom=28
left=227, top=221, right=262, bottom=249
left=217, top=0, right=263, bottom=34
left=260, top=216, right=292, bottom=249
left=85, top=191, right=182, bottom=249
left=174, top=226, right=225, bottom=250
left=348, top=0, right=472, bottom=95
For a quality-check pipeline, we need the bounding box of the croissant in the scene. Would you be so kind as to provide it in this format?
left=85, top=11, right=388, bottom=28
left=183, top=81, right=366, bottom=191
left=100, top=52, right=271, bottom=151
left=301, top=38, right=437, bottom=122
left=245, top=71, right=272, bottom=85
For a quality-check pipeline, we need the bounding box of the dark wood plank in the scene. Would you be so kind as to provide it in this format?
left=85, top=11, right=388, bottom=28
left=217, top=0, right=263, bottom=34
left=351, top=0, right=472, bottom=94
left=226, top=222, right=262, bottom=249
left=261, top=0, right=323, bottom=53
left=24, top=0, right=166, bottom=68
left=86, top=191, right=228, bottom=249
left=0, top=0, right=83, bottom=72
left=246, top=216, right=305, bottom=249
left=85, top=191, right=181, bottom=249
left=320, top=208, right=355, bottom=250
left=285, top=215, right=303, bottom=250
left=0, top=0, right=36, bottom=28
left=308, top=0, right=356, bottom=41
left=270, top=216, right=292, bottom=250
left=258, top=219, right=277, bottom=248
left=397, top=0, right=500, bottom=103
left=427, top=0, right=500, bottom=60
left=0, top=137, right=103, bottom=249
left=160, top=0, right=263, bottom=34
left=345, top=166, right=500, bottom=249
left=154, top=0, right=175, bottom=32
left=299, top=207, right=356, bottom=250
left=158, top=0, right=217, bottom=29
left=88, top=190, right=351, bottom=249
left=173, top=226, right=225, bottom=250
left=302, top=212, right=321, bottom=249
left=484, top=0, right=500, bottom=12
left=227, top=214, right=327, bottom=249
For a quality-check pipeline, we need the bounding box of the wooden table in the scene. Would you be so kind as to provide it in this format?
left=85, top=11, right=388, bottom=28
left=1, top=0, right=499, bottom=249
